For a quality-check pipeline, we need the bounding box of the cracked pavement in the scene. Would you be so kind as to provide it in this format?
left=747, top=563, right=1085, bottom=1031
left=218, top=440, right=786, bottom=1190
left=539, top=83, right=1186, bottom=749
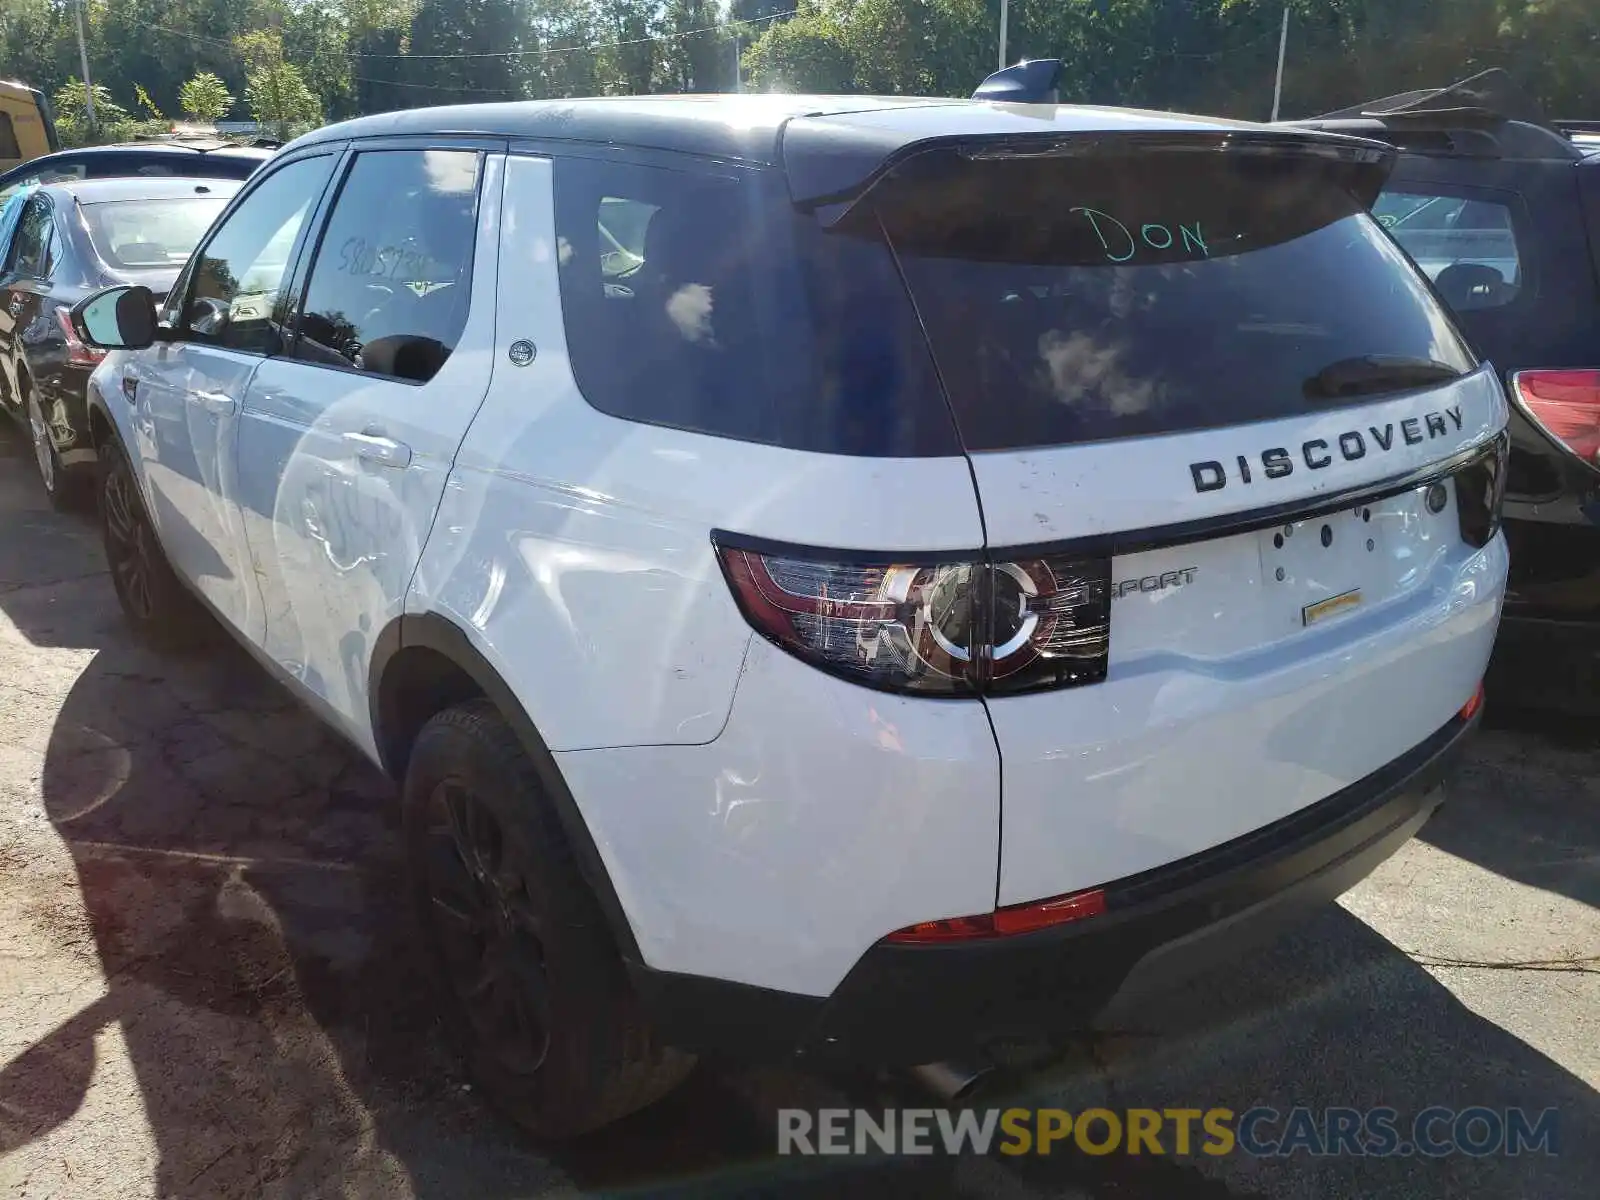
left=0, top=423, right=1594, bottom=1199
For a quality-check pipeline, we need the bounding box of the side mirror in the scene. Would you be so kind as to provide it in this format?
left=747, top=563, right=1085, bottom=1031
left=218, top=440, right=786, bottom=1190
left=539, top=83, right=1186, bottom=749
left=71, top=285, right=158, bottom=351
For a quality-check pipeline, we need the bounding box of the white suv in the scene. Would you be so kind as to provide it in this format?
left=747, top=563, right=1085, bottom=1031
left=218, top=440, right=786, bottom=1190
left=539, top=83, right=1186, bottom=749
left=71, top=89, right=1509, bottom=1136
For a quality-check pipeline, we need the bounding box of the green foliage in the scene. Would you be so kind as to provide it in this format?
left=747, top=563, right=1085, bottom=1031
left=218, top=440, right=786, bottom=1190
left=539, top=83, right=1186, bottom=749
left=179, top=72, right=236, bottom=123
left=742, top=9, right=856, bottom=93
left=3, top=0, right=1597, bottom=140
left=52, top=77, right=168, bottom=146
left=134, top=83, right=165, bottom=121
left=237, top=31, right=323, bottom=138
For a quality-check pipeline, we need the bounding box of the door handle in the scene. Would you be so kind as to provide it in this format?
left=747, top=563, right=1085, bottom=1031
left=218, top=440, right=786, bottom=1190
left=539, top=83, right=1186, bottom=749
left=192, top=390, right=237, bottom=416
left=344, top=430, right=413, bottom=469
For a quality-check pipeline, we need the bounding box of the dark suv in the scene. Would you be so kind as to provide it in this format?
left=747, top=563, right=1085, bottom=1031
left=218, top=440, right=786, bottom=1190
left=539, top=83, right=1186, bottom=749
left=1298, top=71, right=1600, bottom=713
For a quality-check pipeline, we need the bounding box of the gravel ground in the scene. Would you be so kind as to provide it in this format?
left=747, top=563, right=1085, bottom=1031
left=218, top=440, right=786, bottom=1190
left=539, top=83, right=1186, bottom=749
left=0, top=424, right=1594, bottom=1199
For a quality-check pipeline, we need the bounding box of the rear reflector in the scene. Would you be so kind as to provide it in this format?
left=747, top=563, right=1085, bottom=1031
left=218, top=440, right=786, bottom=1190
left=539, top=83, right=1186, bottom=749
left=1459, top=681, right=1485, bottom=722
left=1511, top=369, right=1600, bottom=464
left=884, top=888, right=1107, bottom=944
left=55, top=306, right=107, bottom=369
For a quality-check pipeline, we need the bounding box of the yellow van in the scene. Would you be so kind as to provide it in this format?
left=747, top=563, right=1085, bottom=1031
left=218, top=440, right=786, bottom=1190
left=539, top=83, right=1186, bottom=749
left=0, top=81, right=59, bottom=174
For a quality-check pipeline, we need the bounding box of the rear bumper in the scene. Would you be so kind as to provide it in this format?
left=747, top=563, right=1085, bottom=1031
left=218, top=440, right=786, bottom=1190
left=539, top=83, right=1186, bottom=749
left=633, top=709, right=1474, bottom=1066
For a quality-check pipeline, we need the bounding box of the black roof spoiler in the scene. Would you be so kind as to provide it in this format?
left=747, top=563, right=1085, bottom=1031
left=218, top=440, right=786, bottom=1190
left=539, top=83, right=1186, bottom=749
left=973, top=59, right=1063, bottom=105
left=1295, top=69, right=1580, bottom=161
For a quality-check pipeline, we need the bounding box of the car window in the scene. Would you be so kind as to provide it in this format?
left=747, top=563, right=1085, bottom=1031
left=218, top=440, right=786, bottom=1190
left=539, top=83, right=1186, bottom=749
left=869, top=147, right=1476, bottom=451
left=291, top=149, right=482, bottom=383
left=599, top=197, right=655, bottom=278
left=6, top=195, right=53, bottom=278
left=84, top=153, right=162, bottom=179
left=181, top=154, right=337, bottom=355
left=552, top=156, right=957, bottom=456
left=81, top=196, right=230, bottom=271
left=0, top=114, right=20, bottom=161
left=0, top=188, right=32, bottom=257
left=1374, top=189, right=1524, bottom=311
left=182, top=156, right=264, bottom=181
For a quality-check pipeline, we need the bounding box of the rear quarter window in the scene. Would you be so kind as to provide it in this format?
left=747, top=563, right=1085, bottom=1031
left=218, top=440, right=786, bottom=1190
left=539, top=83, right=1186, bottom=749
left=550, top=155, right=959, bottom=457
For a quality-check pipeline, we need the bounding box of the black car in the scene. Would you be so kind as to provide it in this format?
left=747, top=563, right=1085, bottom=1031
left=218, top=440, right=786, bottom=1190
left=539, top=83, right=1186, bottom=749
left=1298, top=71, right=1600, bottom=713
left=0, top=176, right=241, bottom=505
left=0, top=140, right=270, bottom=201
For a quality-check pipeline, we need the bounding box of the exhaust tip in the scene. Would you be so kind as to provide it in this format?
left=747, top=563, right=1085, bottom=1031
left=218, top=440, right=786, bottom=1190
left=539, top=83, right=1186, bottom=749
left=907, top=1061, right=992, bottom=1104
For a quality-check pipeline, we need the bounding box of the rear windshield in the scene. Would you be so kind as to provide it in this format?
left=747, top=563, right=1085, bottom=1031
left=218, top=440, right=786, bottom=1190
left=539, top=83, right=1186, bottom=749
left=874, top=146, right=1477, bottom=451
left=82, top=196, right=228, bottom=270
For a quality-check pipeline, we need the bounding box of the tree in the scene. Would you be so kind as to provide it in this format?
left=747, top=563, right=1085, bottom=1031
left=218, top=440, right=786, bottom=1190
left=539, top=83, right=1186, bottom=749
left=236, top=30, right=323, bottom=137
left=659, top=0, right=733, bottom=92
left=742, top=8, right=856, bottom=93
left=53, top=79, right=129, bottom=146
left=404, top=0, right=533, bottom=105
left=179, top=72, right=236, bottom=123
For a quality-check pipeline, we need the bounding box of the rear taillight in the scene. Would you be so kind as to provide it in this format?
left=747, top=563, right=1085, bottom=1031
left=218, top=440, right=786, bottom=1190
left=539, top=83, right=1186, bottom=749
left=714, top=540, right=1110, bottom=696
left=56, top=306, right=107, bottom=369
left=885, top=887, right=1107, bottom=943
left=1511, top=369, right=1600, bottom=465
left=1454, top=432, right=1509, bottom=549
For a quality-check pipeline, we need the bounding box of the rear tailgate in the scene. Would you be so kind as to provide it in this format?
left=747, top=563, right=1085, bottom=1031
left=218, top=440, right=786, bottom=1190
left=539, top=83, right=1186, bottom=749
left=865, top=129, right=1510, bottom=905
left=976, top=373, right=1504, bottom=904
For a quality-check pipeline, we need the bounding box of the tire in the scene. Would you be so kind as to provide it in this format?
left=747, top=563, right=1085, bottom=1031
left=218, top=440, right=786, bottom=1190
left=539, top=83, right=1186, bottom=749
left=98, top=437, right=204, bottom=649
left=24, top=380, right=80, bottom=511
left=403, top=700, right=694, bottom=1138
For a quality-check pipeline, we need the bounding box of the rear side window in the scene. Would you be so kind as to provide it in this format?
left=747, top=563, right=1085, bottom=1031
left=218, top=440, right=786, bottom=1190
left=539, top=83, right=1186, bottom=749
left=873, top=147, right=1478, bottom=452
left=1374, top=189, right=1523, bottom=311
left=551, top=156, right=957, bottom=456
left=0, top=114, right=20, bottom=161
left=7, top=195, right=53, bottom=277
left=291, top=149, right=482, bottom=383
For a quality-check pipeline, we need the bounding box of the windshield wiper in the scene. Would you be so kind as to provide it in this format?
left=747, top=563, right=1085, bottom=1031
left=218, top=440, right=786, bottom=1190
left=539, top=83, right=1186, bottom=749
left=1303, top=355, right=1464, bottom=401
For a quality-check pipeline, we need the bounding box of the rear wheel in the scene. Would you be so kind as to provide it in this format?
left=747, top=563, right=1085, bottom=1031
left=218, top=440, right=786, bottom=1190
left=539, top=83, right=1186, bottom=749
left=24, top=381, right=79, bottom=510
left=403, top=700, right=693, bottom=1138
left=98, top=438, right=202, bottom=648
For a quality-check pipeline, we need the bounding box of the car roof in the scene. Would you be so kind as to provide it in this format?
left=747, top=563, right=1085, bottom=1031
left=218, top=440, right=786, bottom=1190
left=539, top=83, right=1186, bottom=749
left=28, top=142, right=272, bottom=164
left=287, top=93, right=1342, bottom=203
left=293, top=94, right=1299, bottom=160
left=38, top=176, right=243, bottom=204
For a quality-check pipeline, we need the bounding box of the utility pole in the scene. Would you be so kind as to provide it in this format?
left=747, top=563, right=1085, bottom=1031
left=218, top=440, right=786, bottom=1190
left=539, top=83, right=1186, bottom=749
left=733, top=27, right=742, bottom=94
left=1270, top=4, right=1289, bottom=122
left=998, top=0, right=1009, bottom=72
left=74, top=0, right=97, bottom=137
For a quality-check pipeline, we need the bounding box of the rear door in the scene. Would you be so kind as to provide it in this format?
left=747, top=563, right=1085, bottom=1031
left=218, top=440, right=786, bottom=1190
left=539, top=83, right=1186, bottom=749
left=236, top=142, right=501, bottom=754
left=865, top=135, right=1509, bottom=904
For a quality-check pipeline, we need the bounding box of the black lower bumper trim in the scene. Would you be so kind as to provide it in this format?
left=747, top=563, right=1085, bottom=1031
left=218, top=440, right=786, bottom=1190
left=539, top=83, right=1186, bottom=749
left=631, top=711, right=1476, bottom=1065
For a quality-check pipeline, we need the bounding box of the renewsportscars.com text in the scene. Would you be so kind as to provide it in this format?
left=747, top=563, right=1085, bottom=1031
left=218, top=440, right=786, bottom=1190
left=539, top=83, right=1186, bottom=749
left=777, top=1106, right=1559, bottom=1158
